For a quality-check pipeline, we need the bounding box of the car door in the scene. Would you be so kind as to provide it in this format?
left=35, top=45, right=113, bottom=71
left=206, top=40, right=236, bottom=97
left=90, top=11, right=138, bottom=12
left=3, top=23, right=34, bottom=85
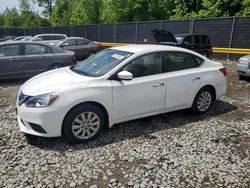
left=76, top=39, right=92, bottom=58
left=20, top=43, right=53, bottom=77
left=163, top=51, right=203, bottom=110
left=112, top=52, right=166, bottom=122
left=0, top=44, right=23, bottom=79
left=61, top=39, right=76, bottom=50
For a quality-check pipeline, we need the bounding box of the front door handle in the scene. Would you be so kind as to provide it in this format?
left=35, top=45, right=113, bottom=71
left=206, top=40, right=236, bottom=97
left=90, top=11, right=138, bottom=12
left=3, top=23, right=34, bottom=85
left=152, top=82, right=165, bottom=87
left=192, top=77, right=201, bottom=81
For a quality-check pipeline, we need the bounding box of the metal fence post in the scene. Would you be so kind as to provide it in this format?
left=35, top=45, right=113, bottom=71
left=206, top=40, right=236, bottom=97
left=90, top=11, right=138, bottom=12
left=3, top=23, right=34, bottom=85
left=227, top=16, right=236, bottom=59
left=135, top=22, right=138, bottom=44
left=113, top=23, right=117, bottom=43
left=189, top=19, right=194, bottom=34
left=98, top=24, right=101, bottom=42
left=70, top=26, right=73, bottom=37
left=84, top=25, right=87, bottom=38
left=160, top=20, right=163, bottom=29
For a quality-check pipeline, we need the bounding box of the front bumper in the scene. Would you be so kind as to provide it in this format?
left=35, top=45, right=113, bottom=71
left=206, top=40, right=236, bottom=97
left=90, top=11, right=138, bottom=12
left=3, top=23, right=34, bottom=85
left=17, top=104, right=68, bottom=137
left=237, top=64, right=250, bottom=77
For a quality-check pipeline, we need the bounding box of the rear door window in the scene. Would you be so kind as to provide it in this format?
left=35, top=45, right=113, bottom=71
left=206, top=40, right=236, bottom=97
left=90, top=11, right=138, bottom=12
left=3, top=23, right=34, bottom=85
left=62, top=39, right=75, bottom=46
left=25, top=44, right=53, bottom=55
left=163, top=51, right=203, bottom=72
left=0, top=44, right=21, bottom=57
left=76, top=39, right=89, bottom=45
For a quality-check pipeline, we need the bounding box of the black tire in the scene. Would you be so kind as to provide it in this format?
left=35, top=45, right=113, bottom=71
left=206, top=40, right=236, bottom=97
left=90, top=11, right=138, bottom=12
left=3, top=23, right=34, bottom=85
left=63, top=104, right=104, bottom=143
left=239, top=75, right=245, bottom=80
left=48, top=63, right=64, bottom=70
left=191, top=87, right=214, bottom=114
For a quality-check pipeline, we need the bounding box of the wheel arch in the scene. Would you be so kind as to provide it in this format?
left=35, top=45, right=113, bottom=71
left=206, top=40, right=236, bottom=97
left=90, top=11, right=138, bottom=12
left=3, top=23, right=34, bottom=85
left=61, top=101, right=110, bottom=136
left=197, top=84, right=216, bottom=102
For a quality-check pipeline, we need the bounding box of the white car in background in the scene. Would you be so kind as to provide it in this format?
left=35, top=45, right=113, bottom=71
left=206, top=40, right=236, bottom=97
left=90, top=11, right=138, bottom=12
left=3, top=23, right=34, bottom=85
left=237, top=55, right=250, bottom=79
left=31, top=34, right=67, bottom=45
left=16, top=45, right=227, bottom=143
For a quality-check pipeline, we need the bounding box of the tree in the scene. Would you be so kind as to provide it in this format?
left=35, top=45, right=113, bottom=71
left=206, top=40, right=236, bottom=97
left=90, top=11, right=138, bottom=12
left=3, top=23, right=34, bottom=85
left=3, top=8, right=21, bottom=28
left=37, top=0, right=55, bottom=18
left=50, top=0, right=73, bottom=25
left=19, top=0, right=42, bottom=28
left=241, top=0, right=250, bottom=15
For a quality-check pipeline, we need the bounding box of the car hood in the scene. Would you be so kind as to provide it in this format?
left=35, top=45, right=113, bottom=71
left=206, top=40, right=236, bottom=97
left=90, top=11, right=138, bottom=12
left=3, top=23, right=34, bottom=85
left=151, top=29, right=178, bottom=44
left=21, top=67, right=93, bottom=96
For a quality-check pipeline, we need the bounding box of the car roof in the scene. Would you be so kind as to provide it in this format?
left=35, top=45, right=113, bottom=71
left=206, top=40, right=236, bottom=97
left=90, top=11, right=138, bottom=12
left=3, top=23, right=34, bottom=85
left=175, top=33, right=209, bottom=37
left=34, top=34, right=67, bottom=36
left=0, top=41, right=51, bottom=45
left=64, top=37, right=86, bottom=39
left=111, top=44, right=193, bottom=54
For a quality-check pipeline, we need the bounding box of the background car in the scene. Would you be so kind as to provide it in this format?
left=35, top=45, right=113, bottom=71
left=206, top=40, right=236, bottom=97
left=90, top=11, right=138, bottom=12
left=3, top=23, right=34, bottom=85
left=10, top=36, right=33, bottom=41
left=238, top=55, right=250, bottom=79
left=31, top=34, right=67, bottom=45
left=54, top=37, right=102, bottom=60
left=152, top=29, right=213, bottom=57
left=17, top=45, right=226, bottom=143
left=0, top=36, right=16, bottom=42
left=0, top=41, right=75, bottom=80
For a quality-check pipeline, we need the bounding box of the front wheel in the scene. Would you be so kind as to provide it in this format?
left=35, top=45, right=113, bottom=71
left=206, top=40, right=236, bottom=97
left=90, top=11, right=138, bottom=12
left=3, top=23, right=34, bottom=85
left=63, top=104, right=104, bottom=143
left=191, top=87, right=214, bottom=114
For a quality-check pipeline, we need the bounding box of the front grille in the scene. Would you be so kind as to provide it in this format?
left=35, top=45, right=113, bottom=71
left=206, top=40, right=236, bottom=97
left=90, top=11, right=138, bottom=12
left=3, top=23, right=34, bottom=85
left=18, top=92, right=30, bottom=106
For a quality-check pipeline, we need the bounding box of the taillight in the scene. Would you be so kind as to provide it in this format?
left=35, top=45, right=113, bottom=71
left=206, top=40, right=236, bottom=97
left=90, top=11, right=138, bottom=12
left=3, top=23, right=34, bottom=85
left=219, top=67, right=227, bottom=77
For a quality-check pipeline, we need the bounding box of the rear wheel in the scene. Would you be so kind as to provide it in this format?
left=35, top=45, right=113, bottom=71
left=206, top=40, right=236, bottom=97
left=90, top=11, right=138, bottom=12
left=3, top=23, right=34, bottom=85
left=191, top=87, right=214, bottom=114
left=63, top=104, right=104, bottom=143
left=48, top=63, right=63, bottom=70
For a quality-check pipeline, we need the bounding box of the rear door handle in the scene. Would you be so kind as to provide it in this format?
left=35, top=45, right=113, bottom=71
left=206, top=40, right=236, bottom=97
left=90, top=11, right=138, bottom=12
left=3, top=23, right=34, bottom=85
left=192, top=77, right=201, bottom=81
left=152, top=82, right=165, bottom=87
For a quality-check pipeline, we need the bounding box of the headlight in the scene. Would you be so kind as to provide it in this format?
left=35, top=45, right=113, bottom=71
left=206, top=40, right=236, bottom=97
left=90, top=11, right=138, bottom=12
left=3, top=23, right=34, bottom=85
left=25, top=93, right=59, bottom=108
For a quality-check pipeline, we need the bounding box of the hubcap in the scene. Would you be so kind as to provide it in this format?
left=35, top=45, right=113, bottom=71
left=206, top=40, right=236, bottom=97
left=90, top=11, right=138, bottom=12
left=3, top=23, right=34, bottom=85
left=72, top=111, right=100, bottom=140
left=197, top=91, right=212, bottom=112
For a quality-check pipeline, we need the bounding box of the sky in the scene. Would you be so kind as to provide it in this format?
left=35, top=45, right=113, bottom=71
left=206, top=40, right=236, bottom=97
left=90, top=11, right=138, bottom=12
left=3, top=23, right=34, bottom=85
left=0, top=0, right=41, bottom=13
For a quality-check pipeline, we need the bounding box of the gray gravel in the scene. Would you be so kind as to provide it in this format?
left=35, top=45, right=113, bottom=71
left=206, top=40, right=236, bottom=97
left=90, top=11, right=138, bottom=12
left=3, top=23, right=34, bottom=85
left=0, top=62, right=249, bottom=187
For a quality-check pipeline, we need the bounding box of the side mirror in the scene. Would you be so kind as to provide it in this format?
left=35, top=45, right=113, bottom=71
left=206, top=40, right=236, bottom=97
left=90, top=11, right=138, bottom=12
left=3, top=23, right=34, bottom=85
left=117, top=70, right=133, bottom=80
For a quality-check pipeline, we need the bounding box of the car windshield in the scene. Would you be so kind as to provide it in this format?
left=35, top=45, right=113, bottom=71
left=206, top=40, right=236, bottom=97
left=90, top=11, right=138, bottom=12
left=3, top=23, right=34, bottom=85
left=71, top=49, right=133, bottom=77
left=175, top=36, right=184, bottom=44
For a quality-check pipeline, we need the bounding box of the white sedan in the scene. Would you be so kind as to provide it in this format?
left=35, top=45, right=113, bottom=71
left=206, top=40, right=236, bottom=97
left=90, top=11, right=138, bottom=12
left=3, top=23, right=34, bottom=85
left=16, top=45, right=227, bottom=143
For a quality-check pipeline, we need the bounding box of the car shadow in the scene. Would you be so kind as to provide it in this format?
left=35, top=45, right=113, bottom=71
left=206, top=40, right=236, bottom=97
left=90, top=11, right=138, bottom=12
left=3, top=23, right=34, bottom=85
left=0, top=78, right=28, bottom=87
left=25, top=100, right=238, bottom=151
left=240, top=77, right=250, bottom=82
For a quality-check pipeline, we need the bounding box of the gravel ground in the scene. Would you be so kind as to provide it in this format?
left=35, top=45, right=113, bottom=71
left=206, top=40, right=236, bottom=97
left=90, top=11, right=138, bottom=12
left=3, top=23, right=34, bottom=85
left=0, top=60, right=249, bottom=188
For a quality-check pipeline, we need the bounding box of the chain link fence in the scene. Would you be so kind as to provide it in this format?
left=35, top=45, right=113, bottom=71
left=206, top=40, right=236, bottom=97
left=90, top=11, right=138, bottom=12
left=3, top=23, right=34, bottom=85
left=0, top=16, right=250, bottom=58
